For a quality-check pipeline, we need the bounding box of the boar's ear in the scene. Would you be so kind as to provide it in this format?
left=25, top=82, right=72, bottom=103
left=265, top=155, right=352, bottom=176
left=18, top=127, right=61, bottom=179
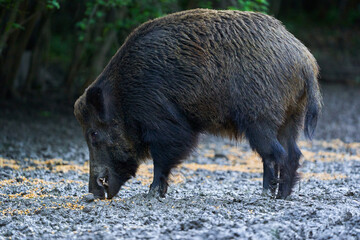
left=86, top=86, right=115, bottom=121
left=86, top=87, right=107, bottom=119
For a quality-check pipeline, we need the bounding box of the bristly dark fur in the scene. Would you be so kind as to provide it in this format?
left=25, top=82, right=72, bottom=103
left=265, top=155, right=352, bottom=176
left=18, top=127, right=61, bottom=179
left=74, top=9, right=322, bottom=199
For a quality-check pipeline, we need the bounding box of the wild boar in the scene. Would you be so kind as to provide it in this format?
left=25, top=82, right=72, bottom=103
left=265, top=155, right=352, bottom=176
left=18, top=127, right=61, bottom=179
left=74, top=9, right=322, bottom=200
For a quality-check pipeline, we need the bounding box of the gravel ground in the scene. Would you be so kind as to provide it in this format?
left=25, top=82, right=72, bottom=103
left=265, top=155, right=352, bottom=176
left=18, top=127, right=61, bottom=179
left=0, top=83, right=360, bottom=239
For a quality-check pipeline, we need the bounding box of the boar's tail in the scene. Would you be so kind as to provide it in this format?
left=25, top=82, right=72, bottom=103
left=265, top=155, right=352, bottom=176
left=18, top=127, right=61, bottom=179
left=303, top=65, right=322, bottom=140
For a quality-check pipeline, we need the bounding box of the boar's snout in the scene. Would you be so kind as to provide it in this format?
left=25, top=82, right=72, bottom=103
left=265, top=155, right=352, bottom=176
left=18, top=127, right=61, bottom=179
left=89, top=169, right=123, bottom=199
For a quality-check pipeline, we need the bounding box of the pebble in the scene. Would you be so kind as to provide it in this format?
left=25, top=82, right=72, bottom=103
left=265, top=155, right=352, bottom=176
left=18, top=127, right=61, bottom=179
left=0, top=220, right=10, bottom=227
left=83, top=207, right=92, bottom=213
left=82, top=194, right=95, bottom=203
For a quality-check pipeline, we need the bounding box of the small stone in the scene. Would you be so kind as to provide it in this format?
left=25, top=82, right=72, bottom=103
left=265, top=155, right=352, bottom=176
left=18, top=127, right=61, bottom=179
left=83, top=207, right=92, bottom=213
left=16, top=177, right=23, bottom=182
left=0, top=219, right=10, bottom=227
left=345, top=191, right=354, bottom=197
left=3, top=230, right=12, bottom=236
left=343, top=211, right=352, bottom=221
left=40, top=209, right=52, bottom=216
left=335, top=219, right=342, bottom=225
left=82, top=194, right=95, bottom=203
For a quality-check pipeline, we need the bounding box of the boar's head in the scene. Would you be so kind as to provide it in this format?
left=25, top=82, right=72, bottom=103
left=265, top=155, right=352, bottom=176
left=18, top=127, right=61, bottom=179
left=74, top=86, right=139, bottom=199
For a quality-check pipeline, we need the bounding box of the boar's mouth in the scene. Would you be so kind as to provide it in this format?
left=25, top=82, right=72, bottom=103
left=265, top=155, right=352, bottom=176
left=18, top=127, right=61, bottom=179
left=96, top=169, right=123, bottom=199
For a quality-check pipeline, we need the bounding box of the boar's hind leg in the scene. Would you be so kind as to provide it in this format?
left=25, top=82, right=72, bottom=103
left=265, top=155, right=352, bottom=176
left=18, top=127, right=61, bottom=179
left=245, top=122, right=287, bottom=197
left=277, top=113, right=303, bottom=199
left=145, top=120, right=198, bottom=198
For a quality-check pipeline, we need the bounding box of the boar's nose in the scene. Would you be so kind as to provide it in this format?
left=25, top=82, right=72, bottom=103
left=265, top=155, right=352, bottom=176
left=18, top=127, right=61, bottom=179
left=92, top=169, right=122, bottom=199
left=89, top=174, right=105, bottom=199
left=97, top=176, right=109, bottom=188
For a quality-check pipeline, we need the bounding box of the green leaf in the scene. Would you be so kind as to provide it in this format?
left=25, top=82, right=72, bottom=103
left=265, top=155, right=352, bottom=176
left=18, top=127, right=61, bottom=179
left=96, top=11, right=104, bottom=18
left=76, top=21, right=87, bottom=30
left=47, top=0, right=60, bottom=10
left=78, top=35, right=85, bottom=42
left=52, top=2, right=60, bottom=9
left=12, top=23, right=24, bottom=30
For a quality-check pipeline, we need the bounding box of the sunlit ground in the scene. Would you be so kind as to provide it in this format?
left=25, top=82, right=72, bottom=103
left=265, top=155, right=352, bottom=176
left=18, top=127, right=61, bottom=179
left=1, top=139, right=358, bottom=216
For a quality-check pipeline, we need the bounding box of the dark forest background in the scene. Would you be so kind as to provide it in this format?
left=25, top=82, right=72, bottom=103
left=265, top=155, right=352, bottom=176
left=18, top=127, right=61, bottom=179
left=0, top=0, right=359, bottom=100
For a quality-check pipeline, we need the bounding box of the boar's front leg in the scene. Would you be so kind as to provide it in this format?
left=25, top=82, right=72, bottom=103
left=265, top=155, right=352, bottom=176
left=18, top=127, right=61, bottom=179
left=144, top=119, right=198, bottom=198
left=148, top=142, right=177, bottom=198
left=262, top=161, right=278, bottom=196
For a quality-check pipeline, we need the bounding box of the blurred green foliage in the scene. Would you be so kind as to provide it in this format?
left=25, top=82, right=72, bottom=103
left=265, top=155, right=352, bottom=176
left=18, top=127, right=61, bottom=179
left=228, top=0, right=268, bottom=12
left=1, top=0, right=360, bottom=97
left=0, top=0, right=269, bottom=96
left=46, top=0, right=60, bottom=9
left=75, top=0, right=177, bottom=42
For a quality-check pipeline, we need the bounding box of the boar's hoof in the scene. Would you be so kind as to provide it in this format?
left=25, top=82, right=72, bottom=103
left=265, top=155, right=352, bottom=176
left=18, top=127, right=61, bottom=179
left=276, top=188, right=291, bottom=200
left=147, top=186, right=164, bottom=199
left=148, top=177, right=168, bottom=198
left=261, top=189, right=276, bottom=198
left=276, top=194, right=288, bottom=200
left=148, top=184, right=167, bottom=198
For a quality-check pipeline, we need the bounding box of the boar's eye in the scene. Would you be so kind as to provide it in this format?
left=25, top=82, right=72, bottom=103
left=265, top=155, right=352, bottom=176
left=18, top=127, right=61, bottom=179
left=89, top=131, right=98, bottom=142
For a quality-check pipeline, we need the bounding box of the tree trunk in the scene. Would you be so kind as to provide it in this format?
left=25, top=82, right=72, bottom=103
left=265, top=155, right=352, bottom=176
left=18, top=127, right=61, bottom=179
left=0, top=1, right=43, bottom=97
left=25, top=12, right=51, bottom=92
left=0, top=0, right=21, bottom=55
left=64, top=4, right=98, bottom=95
left=81, top=29, right=117, bottom=90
